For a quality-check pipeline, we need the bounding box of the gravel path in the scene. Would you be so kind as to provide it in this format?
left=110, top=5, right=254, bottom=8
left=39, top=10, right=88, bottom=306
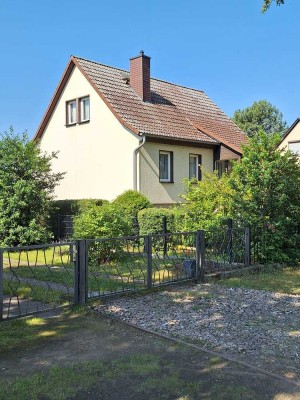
left=96, top=283, right=300, bottom=382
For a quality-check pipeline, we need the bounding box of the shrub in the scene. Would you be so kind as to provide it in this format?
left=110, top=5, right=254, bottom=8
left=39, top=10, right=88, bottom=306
left=73, top=203, right=130, bottom=264
left=178, top=170, right=233, bottom=232
left=49, top=199, right=108, bottom=240
left=138, top=208, right=175, bottom=236
left=113, top=190, right=151, bottom=234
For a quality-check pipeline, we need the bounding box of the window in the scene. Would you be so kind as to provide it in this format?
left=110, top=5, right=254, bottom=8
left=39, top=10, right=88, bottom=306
left=215, top=160, right=236, bottom=177
left=159, top=151, right=173, bottom=182
left=66, top=96, right=90, bottom=126
left=189, top=154, right=202, bottom=180
left=66, top=100, right=77, bottom=125
left=288, top=141, right=300, bottom=155
left=80, top=96, right=90, bottom=123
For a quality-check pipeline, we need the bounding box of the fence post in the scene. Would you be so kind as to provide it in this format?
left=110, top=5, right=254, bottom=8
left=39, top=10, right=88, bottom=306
left=145, top=236, right=152, bottom=289
left=196, top=230, right=205, bottom=283
left=244, top=227, right=251, bottom=267
left=0, top=249, right=3, bottom=321
left=162, top=216, right=167, bottom=257
left=75, top=240, right=87, bottom=305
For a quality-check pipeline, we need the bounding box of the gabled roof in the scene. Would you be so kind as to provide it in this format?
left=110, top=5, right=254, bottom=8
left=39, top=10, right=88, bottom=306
left=34, top=56, right=248, bottom=153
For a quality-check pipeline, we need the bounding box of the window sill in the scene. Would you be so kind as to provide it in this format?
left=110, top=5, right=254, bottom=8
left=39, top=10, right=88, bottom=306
left=159, top=181, right=174, bottom=184
left=66, top=123, right=76, bottom=128
left=78, top=120, right=90, bottom=125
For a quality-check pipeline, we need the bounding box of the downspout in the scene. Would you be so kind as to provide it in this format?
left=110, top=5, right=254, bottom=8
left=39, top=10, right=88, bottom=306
left=133, top=135, right=146, bottom=191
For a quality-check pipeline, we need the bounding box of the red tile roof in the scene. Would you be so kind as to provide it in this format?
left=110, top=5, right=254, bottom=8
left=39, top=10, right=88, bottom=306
left=35, top=55, right=248, bottom=153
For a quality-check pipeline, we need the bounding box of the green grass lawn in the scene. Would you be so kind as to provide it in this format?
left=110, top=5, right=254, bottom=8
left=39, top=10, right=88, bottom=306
left=218, top=266, right=300, bottom=295
left=3, top=246, right=187, bottom=304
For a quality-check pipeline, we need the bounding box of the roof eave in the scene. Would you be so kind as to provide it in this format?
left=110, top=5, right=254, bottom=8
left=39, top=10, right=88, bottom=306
left=191, top=122, right=244, bottom=155
left=33, top=59, right=75, bottom=141
left=278, top=118, right=300, bottom=146
left=143, top=132, right=219, bottom=146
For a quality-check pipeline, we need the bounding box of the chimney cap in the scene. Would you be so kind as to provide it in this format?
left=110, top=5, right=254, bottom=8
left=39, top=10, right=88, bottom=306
left=130, top=50, right=151, bottom=61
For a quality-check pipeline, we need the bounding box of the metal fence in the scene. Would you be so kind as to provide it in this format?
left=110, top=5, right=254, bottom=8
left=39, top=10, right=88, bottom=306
left=0, top=228, right=250, bottom=320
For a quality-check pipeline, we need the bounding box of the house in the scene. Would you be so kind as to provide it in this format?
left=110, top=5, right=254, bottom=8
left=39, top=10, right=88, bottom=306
left=34, top=51, right=247, bottom=206
left=278, top=118, right=300, bottom=156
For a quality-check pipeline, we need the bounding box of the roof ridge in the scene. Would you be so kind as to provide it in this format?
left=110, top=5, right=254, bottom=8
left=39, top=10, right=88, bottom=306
left=72, top=55, right=204, bottom=93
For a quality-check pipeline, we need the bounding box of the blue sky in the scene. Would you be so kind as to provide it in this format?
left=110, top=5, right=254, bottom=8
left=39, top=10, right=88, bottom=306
left=1, top=0, right=299, bottom=138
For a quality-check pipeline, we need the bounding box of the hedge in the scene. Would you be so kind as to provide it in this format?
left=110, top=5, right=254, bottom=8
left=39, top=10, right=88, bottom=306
left=138, top=208, right=176, bottom=236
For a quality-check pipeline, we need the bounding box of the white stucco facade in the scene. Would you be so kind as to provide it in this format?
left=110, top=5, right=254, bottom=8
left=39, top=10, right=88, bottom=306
left=38, top=66, right=216, bottom=204
left=38, top=66, right=139, bottom=201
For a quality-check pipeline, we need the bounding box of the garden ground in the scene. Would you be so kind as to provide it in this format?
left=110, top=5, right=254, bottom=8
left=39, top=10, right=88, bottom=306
left=0, top=308, right=299, bottom=400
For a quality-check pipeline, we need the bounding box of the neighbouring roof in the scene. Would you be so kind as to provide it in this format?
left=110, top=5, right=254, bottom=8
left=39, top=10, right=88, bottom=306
left=279, top=117, right=300, bottom=145
left=35, top=56, right=248, bottom=153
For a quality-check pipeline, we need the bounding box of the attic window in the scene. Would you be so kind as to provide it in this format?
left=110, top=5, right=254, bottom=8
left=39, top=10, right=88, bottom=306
left=66, top=100, right=77, bottom=125
left=79, top=96, right=90, bottom=123
left=288, top=141, right=300, bottom=155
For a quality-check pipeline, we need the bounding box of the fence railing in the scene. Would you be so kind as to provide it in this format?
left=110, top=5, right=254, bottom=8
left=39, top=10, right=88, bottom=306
left=0, top=228, right=250, bottom=320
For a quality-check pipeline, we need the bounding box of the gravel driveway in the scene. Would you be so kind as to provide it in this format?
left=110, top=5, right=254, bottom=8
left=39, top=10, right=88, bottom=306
left=96, top=283, right=300, bottom=383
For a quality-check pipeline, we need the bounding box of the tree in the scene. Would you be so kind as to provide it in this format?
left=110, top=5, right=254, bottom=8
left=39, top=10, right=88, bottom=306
left=262, top=0, right=285, bottom=13
left=0, top=128, right=64, bottom=246
left=229, top=130, right=300, bottom=262
left=232, top=100, right=287, bottom=137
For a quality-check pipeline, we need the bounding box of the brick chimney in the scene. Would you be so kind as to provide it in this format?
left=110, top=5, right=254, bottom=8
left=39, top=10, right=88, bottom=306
left=130, top=50, right=151, bottom=102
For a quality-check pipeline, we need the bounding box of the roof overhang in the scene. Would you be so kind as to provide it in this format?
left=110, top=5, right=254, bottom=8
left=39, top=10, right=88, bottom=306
left=278, top=117, right=300, bottom=146
left=191, top=122, right=243, bottom=156
left=33, top=56, right=140, bottom=141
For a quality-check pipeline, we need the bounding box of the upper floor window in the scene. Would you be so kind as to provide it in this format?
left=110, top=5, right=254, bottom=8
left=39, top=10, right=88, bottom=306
left=159, top=151, right=173, bottom=183
left=66, top=96, right=90, bottom=126
left=66, top=100, right=77, bottom=125
left=80, top=96, right=90, bottom=123
left=288, top=141, right=300, bottom=155
left=189, top=154, right=202, bottom=180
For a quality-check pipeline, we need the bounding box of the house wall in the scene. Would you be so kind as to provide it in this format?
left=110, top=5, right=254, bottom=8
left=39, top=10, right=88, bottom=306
left=279, top=122, right=300, bottom=155
left=139, top=142, right=214, bottom=205
left=38, top=66, right=139, bottom=201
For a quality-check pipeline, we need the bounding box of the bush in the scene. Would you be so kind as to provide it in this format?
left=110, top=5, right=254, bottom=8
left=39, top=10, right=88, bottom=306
left=178, top=170, right=233, bottom=232
left=113, top=190, right=151, bottom=234
left=49, top=199, right=108, bottom=240
left=73, top=203, right=130, bottom=264
left=73, top=203, right=129, bottom=239
left=138, top=208, right=175, bottom=236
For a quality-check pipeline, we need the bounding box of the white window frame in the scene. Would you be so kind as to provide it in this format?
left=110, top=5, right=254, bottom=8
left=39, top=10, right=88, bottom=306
left=79, top=96, right=90, bottom=123
left=66, top=99, right=77, bottom=125
left=159, top=151, right=173, bottom=183
left=189, top=154, right=201, bottom=180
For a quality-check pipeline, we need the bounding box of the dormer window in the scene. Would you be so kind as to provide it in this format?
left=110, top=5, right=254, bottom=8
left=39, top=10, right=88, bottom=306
left=66, top=100, right=77, bottom=125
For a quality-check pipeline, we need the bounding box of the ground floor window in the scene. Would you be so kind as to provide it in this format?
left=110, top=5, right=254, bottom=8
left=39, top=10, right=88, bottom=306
left=159, top=151, right=173, bottom=182
left=189, top=154, right=202, bottom=180
left=215, top=160, right=236, bottom=176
